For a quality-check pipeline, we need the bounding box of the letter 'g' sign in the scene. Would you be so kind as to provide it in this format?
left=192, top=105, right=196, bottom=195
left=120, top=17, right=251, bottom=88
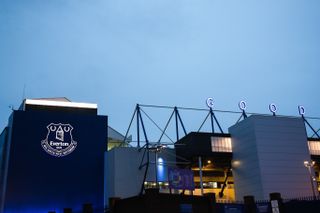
left=206, top=98, right=214, bottom=108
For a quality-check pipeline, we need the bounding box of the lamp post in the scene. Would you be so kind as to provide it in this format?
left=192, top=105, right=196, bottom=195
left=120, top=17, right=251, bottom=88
left=304, top=160, right=316, bottom=199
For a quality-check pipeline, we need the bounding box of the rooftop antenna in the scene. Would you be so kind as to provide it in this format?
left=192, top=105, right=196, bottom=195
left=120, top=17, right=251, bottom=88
left=22, top=84, right=26, bottom=101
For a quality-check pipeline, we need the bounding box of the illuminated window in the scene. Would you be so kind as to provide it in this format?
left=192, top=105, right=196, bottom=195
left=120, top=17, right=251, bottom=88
left=308, top=140, right=320, bottom=155
left=211, top=137, right=232, bottom=153
left=208, top=182, right=218, bottom=188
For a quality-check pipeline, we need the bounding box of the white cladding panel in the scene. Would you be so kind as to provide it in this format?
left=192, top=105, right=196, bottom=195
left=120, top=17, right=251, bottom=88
left=229, top=117, right=264, bottom=200
left=105, top=147, right=176, bottom=204
left=229, top=115, right=314, bottom=200
left=106, top=147, right=152, bottom=203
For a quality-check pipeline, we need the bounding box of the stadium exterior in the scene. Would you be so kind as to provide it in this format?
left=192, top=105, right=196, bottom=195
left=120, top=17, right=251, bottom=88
left=1, top=98, right=320, bottom=212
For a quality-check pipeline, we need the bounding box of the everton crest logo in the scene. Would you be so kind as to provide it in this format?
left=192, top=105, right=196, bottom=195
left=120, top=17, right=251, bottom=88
left=41, top=123, right=77, bottom=157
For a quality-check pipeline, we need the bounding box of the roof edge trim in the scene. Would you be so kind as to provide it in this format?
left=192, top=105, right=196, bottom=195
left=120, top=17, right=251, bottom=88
left=24, top=99, right=97, bottom=109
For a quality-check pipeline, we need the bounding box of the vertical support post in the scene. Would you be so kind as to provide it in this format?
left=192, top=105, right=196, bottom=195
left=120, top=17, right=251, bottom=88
left=174, top=107, right=179, bottom=141
left=210, top=108, right=215, bottom=133
left=136, top=104, right=140, bottom=148
left=242, top=110, right=247, bottom=119
left=137, top=104, right=150, bottom=195
left=198, top=156, right=204, bottom=196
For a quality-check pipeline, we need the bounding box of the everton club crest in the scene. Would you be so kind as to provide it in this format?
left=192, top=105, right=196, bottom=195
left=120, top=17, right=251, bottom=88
left=41, top=123, right=77, bottom=157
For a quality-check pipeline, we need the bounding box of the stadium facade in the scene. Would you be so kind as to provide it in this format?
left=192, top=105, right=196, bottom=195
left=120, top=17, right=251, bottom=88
left=0, top=98, right=320, bottom=212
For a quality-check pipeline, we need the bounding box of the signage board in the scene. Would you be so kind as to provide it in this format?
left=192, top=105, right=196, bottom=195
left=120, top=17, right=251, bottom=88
left=168, top=167, right=195, bottom=190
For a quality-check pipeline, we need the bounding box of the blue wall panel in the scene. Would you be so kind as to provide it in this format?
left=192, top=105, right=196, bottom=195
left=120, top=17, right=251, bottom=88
left=2, top=110, right=107, bottom=213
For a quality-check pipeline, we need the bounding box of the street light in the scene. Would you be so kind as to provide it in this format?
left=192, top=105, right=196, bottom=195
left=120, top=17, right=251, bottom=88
left=304, top=160, right=316, bottom=199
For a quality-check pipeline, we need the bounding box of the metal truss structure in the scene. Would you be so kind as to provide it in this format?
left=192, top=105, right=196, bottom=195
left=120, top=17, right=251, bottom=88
left=120, top=103, right=320, bottom=195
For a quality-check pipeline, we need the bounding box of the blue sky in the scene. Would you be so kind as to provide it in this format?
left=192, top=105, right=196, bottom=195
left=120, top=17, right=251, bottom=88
left=1, top=0, right=320, bottom=136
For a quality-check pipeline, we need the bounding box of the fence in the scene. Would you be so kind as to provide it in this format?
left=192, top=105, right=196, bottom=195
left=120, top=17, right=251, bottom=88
left=216, top=194, right=320, bottom=213
left=49, top=194, right=320, bottom=213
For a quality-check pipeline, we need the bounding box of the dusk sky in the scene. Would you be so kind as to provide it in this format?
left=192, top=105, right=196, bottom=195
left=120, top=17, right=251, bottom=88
left=1, top=0, right=320, bottom=138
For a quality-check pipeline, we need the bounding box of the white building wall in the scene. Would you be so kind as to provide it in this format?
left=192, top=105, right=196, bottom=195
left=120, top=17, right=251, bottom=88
left=229, top=117, right=264, bottom=200
left=105, top=147, right=175, bottom=205
left=229, top=115, right=314, bottom=200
